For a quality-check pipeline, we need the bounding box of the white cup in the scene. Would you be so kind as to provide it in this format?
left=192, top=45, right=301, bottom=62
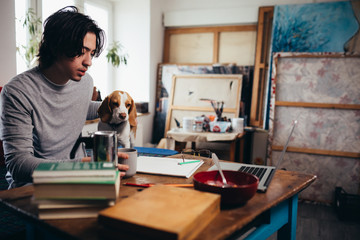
left=183, top=117, right=194, bottom=132
left=232, top=118, right=244, bottom=133
left=117, top=148, right=137, bottom=178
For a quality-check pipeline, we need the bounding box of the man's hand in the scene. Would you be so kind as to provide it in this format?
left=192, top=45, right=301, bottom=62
left=117, top=152, right=129, bottom=177
left=82, top=152, right=130, bottom=177
left=81, top=157, right=91, bottom=162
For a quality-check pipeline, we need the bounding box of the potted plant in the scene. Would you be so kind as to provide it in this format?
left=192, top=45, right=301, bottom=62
left=106, top=41, right=128, bottom=68
left=17, top=8, right=42, bottom=68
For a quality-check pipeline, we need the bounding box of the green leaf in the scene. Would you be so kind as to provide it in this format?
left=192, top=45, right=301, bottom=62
left=106, top=41, right=128, bottom=68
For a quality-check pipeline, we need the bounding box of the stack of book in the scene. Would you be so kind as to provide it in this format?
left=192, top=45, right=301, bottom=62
left=32, top=162, right=120, bottom=220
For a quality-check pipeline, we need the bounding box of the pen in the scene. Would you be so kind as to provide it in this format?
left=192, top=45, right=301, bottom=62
left=124, top=183, right=193, bottom=188
left=178, top=160, right=201, bottom=165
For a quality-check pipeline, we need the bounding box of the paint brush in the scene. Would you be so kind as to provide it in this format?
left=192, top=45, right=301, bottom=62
left=174, top=118, right=181, bottom=128
left=219, top=101, right=224, bottom=118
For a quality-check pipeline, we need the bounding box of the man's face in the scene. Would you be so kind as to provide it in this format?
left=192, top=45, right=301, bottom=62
left=56, top=32, right=97, bottom=82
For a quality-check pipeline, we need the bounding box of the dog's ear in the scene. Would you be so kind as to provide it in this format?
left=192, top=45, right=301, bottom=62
left=128, top=94, right=138, bottom=128
left=97, top=96, right=112, bottom=123
left=127, top=93, right=138, bottom=137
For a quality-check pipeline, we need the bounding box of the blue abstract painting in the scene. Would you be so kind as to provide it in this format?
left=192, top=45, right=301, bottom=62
left=272, top=1, right=359, bottom=52
left=264, top=1, right=359, bottom=129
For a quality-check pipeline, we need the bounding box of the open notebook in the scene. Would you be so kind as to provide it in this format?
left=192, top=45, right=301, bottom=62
left=137, top=156, right=204, bottom=178
left=209, top=120, right=298, bottom=192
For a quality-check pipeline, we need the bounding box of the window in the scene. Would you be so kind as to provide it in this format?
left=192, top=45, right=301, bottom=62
left=42, top=0, right=75, bottom=22
left=84, top=1, right=112, bottom=97
left=15, top=0, right=113, bottom=97
left=15, top=0, right=29, bottom=74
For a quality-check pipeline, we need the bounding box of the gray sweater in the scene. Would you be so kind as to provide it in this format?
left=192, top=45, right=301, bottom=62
left=0, top=67, right=101, bottom=188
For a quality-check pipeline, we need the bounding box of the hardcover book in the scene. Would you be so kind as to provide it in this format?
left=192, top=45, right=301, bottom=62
left=36, top=199, right=115, bottom=220
left=32, top=162, right=120, bottom=200
left=32, top=162, right=117, bottom=183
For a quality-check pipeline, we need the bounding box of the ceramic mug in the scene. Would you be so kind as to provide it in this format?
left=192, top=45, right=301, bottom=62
left=117, top=148, right=138, bottom=178
left=231, top=118, right=244, bottom=133
left=183, top=117, right=194, bottom=132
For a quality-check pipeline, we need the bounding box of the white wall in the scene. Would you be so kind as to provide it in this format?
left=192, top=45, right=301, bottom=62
left=161, top=0, right=340, bottom=27
left=113, top=0, right=151, bottom=102
left=113, top=0, right=158, bottom=146
left=0, top=1, right=16, bottom=86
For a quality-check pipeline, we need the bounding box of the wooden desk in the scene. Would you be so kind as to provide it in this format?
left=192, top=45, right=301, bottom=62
left=0, top=156, right=316, bottom=240
left=166, top=130, right=246, bottom=162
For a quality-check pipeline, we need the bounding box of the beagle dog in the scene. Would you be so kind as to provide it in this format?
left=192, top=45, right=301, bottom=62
left=97, top=90, right=137, bottom=148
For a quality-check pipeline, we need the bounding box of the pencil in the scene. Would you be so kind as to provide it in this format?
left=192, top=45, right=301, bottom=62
left=124, top=183, right=193, bottom=188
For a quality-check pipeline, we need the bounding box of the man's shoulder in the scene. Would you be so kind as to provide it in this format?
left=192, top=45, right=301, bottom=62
left=5, top=67, right=41, bottom=89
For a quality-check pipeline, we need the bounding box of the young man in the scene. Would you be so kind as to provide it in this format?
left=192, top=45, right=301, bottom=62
left=0, top=6, right=128, bottom=189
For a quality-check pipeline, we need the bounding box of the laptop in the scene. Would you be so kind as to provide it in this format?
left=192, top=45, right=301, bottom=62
left=208, top=120, right=298, bottom=192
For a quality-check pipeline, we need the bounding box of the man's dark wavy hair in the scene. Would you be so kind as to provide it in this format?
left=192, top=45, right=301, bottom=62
left=37, top=6, right=105, bottom=69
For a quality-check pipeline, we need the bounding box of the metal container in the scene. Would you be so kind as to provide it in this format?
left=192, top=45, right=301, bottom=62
left=93, top=131, right=117, bottom=164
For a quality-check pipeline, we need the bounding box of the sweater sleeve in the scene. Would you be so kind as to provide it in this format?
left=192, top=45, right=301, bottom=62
left=87, top=101, right=102, bottom=120
left=0, top=86, right=79, bottom=187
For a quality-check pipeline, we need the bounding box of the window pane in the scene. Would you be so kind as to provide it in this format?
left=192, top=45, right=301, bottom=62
left=15, top=0, right=28, bottom=74
left=42, top=0, right=75, bottom=22
left=85, top=2, right=110, bottom=97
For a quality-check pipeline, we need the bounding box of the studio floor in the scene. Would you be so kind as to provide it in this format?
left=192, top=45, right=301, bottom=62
left=268, top=200, right=360, bottom=240
left=2, top=200, right=359, bottom=240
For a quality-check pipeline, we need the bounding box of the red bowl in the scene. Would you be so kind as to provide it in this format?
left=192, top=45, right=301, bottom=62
left=193, top=170, right=259, bottom=205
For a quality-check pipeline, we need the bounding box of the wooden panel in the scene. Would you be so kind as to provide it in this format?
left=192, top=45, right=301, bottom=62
left=218, top=31, right=257, bottom=65
left=272, top=146, right=360, bottom=158
left=98, top=185, right=220, bottom=240
left=169, top=33, right=214, bottom=63
left=163, top=25, right=256, bottom=64
left=276, top=101, right=360, bottom=110
left=250, top=6, right=274, bottom=127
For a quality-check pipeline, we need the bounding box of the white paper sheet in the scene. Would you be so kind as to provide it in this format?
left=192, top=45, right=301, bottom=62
left=136, top=156, right=204, bottom=178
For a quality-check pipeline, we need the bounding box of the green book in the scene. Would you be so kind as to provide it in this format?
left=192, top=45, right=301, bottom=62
left=33, top=162, right=120, bottom=200
left=33, top=162, right=118, bottom=184
left=33, top=171, right=120, bottom=200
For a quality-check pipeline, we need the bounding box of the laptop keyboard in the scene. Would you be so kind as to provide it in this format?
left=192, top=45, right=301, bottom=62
left=239, top=166, right=266, bottom=181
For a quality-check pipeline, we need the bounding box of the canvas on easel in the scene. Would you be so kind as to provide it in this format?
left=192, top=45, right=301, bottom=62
left=165, top=74, right=242, bottom=134
left=268, top=52, right=360, bottom=203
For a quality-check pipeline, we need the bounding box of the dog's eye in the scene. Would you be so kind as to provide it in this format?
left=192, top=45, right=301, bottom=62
left=112, top=102, right=119, bottom=107
left=126, top=103, right=131, bottom=108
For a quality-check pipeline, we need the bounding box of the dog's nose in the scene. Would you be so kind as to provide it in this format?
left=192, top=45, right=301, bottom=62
left=120, top=113, right=127, bottom=119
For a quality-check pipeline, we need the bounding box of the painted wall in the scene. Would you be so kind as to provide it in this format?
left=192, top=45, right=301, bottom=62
left=0, top=1, right=16, bottom=87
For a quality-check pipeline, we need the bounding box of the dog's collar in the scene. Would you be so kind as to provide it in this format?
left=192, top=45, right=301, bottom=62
left=108, top=121, right=126, bottom=129
left=108, top=121, right=126, bottom=132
